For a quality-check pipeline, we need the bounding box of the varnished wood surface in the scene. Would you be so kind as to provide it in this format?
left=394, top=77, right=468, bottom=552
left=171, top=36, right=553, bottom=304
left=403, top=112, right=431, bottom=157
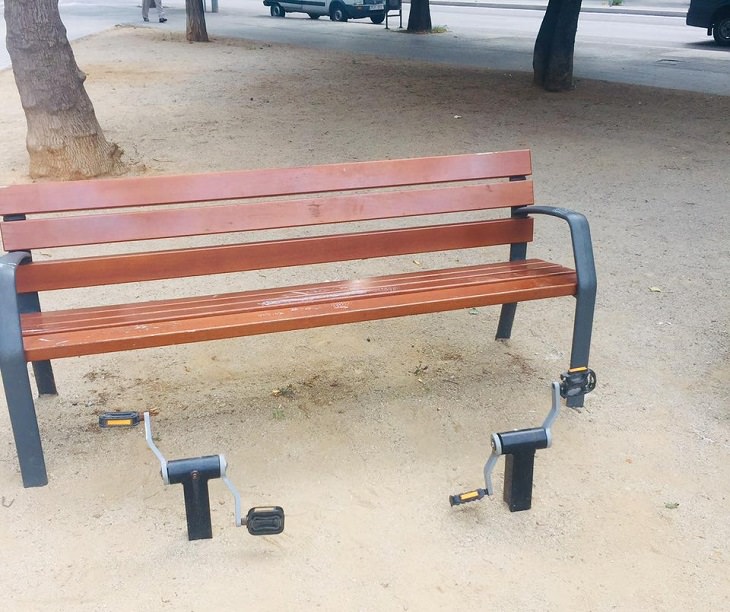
left=2, top=182, right=534, bottom=251
left=0, top=150, right=532, bottom=215
left=15, top=218, right=534, bottom=292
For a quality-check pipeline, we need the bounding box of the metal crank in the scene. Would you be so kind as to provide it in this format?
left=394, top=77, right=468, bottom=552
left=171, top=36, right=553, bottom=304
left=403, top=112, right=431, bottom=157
left=449, top=381, right=563, bottom=512
left=144, top=412, right=285, bottom=540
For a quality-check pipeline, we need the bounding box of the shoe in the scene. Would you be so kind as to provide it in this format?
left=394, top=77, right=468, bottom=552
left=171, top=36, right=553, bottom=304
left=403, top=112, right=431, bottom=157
left=143, top=17, right=149, bottom=22
left=159, top=17, right=167, bottom=22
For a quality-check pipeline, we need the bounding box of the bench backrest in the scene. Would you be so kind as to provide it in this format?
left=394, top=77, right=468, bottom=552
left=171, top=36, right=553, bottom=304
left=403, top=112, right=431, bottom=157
left=0, top=150, right=535, bottom=294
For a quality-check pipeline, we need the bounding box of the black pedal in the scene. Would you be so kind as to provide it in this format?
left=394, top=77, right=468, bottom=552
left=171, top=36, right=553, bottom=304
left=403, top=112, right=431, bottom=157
left=99, top=411, right=141, bottom=428
left=559, top=367, right=596, bottom=399
left=246, top=506, right=285, bottom=536
left=449, top=488, right=487, bottom=506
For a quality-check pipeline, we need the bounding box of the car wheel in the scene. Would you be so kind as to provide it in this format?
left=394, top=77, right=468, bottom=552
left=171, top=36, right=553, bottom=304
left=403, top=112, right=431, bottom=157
left=370, top=14, right=385, bottom=24
left=270, top=4, right=285, bottom=17
left=308, top=13, right=321, bottom=19
left=713, top=15, right=730, bottom=45
left=330, top=4, right=348, bottom=22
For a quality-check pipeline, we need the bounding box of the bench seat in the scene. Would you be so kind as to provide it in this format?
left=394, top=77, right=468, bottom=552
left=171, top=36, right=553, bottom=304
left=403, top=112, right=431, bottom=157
left=22, top=259, right=575, bottom=361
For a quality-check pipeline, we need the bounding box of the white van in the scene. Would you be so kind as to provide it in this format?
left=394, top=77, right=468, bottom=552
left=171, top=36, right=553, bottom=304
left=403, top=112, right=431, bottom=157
left=263, top=0, right=386, bottom=24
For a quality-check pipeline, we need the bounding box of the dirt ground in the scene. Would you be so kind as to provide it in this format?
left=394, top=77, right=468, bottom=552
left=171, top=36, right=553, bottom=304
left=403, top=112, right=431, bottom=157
left=0, top=26, right=728, bottom=611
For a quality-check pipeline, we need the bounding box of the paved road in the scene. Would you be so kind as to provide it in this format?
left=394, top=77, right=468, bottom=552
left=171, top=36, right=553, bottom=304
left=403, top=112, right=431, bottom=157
left=1, top=0, right=728, bottom=95
left=209, top=3, right=728, bottom=94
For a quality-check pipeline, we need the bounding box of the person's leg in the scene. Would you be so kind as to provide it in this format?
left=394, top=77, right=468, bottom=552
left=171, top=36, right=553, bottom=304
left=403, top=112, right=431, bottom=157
left=156, top=0, right=167, bottom=21
left=142, top=0, right=151, bottom=21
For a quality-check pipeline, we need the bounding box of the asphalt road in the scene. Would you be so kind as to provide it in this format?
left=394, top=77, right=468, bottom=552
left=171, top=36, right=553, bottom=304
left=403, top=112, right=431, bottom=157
left=208, top=3, right=730, bottom=94
left=1, top=0, right=729, bottom=95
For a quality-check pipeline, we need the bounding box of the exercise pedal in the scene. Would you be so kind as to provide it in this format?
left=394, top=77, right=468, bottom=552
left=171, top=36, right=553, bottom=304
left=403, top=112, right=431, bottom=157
left=144, top=412, right=285, bottom=540
left=560, top=367, right=597, bottom=399
left=245, top=506, right=285, bottom=536
left=449, top=488, right=487, bottom=506
left=450, top=381, right=563, bottom=512
left=98, top=411, right=140, bottom=428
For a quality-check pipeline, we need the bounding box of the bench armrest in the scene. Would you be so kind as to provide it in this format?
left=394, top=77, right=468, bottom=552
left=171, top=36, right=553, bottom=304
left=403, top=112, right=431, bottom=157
left=514, top=206, right=596, bottom=382
left=0, top=251, right=33, bottom=316
left=0, top=252, right=33, bottom=292
left=514, top=206, right=596, bottom=300
left=0, top=251, right=32, bottom=267
left=0, top=251, right=32, bottom=361
left=0, top=251, right=32, bottom=292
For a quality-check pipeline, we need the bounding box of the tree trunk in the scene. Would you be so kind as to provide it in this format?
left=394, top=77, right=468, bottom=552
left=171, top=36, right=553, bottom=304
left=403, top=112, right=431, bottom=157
left=533, top=0, right=582, bottom=92
left=186, top=0, right=209, bottom=42
left=4, top=0, right=124, bottom=180
left=407, top=0, right=432, bottom=32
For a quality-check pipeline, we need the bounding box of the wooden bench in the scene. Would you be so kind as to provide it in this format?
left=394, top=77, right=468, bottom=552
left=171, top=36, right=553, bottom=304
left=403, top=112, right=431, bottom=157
left=0, top=150, right=596, bottom=488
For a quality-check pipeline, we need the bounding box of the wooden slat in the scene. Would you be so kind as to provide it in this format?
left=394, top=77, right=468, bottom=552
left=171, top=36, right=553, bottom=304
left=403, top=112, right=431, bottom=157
left=1, top=181, right=534, bottom=251
left=0, top=150, right=532, bottom=215
left=23, top=260, right=560, bottom=333
left=21, top=260, right=575, bottom=361
left=15, top=218, right=534, bottom=292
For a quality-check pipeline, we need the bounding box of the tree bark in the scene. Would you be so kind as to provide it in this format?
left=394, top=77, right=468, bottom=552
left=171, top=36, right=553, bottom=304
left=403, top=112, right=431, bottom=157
left=533, top=0, right=582, bottom=92
left=407, top=0, right=432, bottom=32
left=186, top=0, right=209, bottom=42
left=4, top=0, right=124, bottom=179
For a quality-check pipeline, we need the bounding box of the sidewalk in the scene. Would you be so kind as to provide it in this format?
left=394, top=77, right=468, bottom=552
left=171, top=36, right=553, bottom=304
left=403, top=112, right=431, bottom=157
left=428, top=0, right=689, bottom=18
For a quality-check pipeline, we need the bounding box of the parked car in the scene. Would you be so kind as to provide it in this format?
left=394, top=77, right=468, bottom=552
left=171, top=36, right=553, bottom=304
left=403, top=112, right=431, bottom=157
left=686, top=0, right=730, bottom=45
left=263, top=0, right=386, bottom=24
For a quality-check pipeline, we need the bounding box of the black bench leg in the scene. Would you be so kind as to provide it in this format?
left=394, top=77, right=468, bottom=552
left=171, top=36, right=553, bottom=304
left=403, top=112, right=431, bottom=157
left=32, top=361, right=57, bottom=396
left=0, top=258, right=49, bottom=487
left=0, top=355, right=48, bottom=487
left=19, top=292, right=57, bottom=396
left=495, top=240, right=527, bottom=341
left=495, top=303, right=517, bottom=340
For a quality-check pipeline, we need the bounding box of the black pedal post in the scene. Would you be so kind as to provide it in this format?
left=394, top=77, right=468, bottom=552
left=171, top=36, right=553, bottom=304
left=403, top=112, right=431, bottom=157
left=167, top=456, right=222, bottom=541
left=497, top=428, right=549, bottom=512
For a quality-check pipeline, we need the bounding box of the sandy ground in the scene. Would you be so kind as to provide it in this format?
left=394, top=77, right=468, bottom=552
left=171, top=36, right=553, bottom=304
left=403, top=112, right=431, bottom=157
left=0, top=26, right=728, bottom=611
